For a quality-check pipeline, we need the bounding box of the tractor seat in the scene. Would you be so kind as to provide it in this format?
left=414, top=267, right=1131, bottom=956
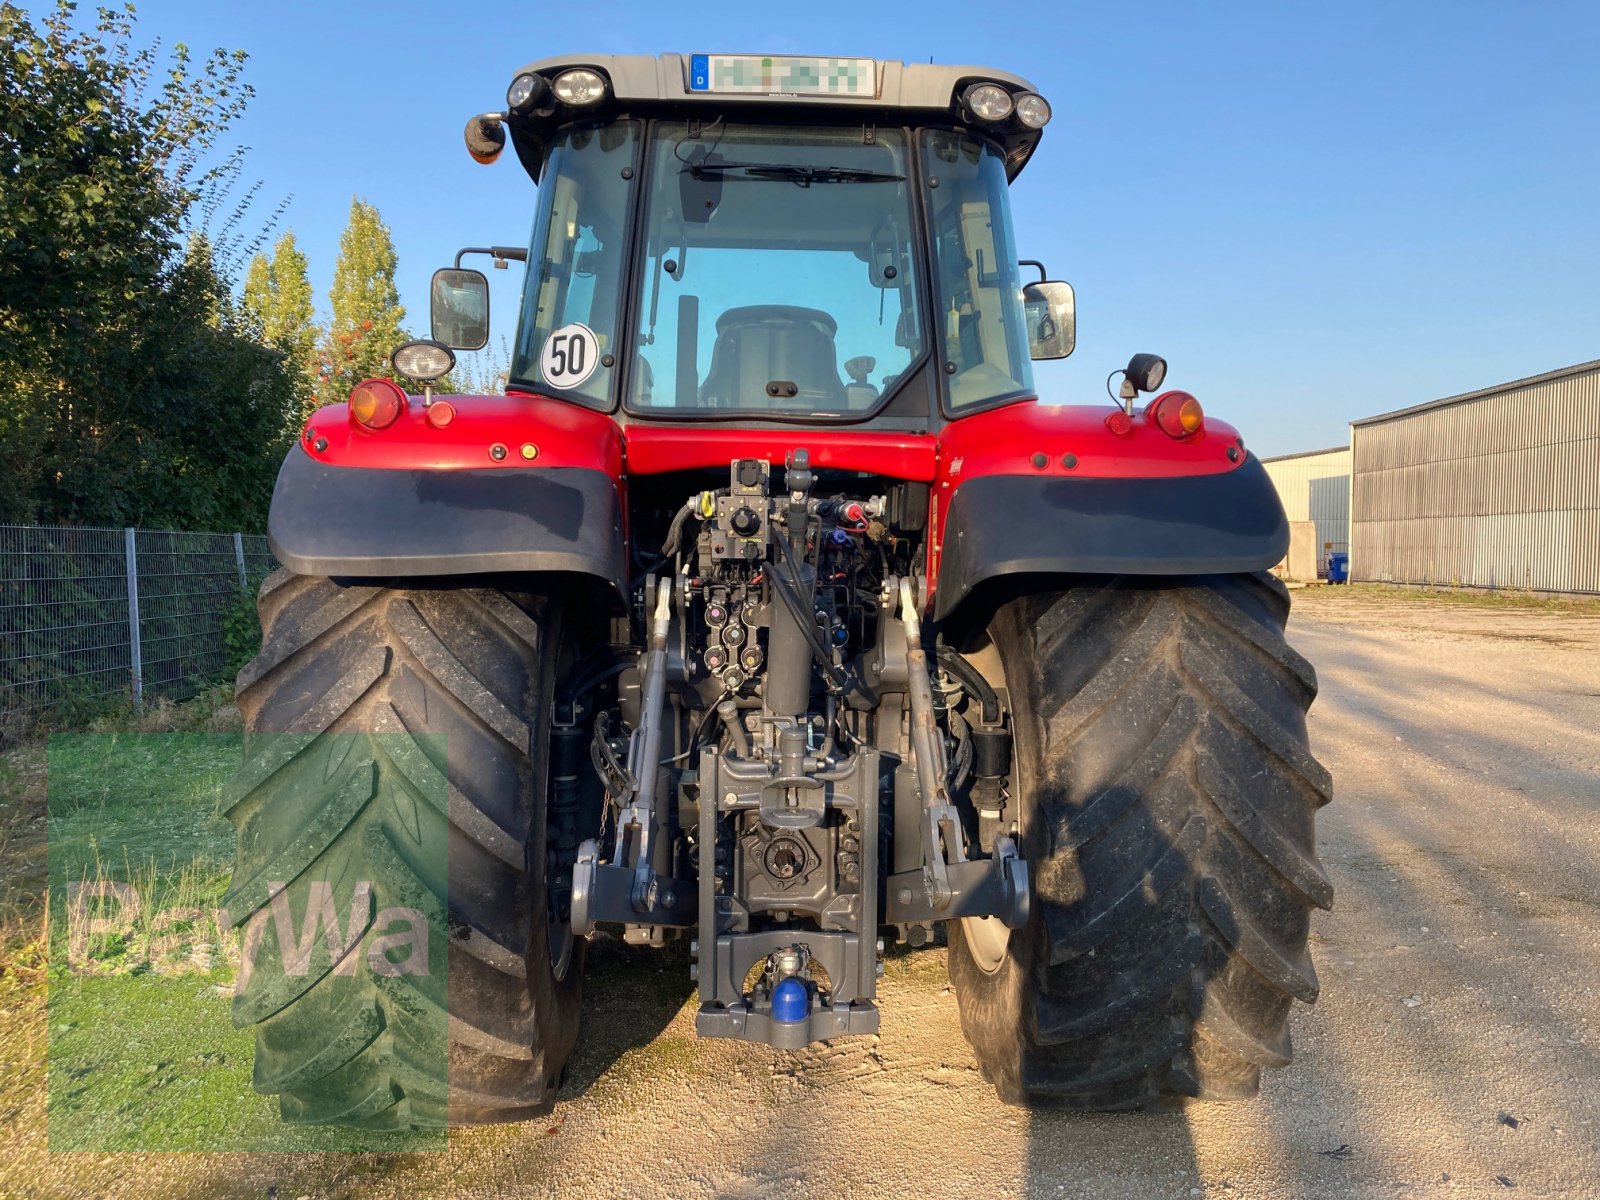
left=699, top=305, right=847, bottom=409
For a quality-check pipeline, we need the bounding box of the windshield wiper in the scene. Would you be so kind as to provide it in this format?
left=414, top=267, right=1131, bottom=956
left=686, top=159, right=905, bottom=186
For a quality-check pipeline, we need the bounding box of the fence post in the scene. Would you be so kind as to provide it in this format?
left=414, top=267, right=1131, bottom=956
left=232, top=531, right=247, bottom=591
left=124, top=527, right=143, bottom=712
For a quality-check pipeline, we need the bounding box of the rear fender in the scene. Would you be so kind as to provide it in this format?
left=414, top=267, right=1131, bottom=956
left=929, top=402, right=1288, bottom=622
left=269, top=393, right=627, bottom=591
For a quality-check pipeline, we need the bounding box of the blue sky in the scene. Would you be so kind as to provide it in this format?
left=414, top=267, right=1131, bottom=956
left=51, top=0, right=1600, bottom=456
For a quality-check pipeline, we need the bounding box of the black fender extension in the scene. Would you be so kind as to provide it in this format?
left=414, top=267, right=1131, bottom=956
left=933, top=455, right=1289, bottom=621
left=265, top=446, right=627, bottom=590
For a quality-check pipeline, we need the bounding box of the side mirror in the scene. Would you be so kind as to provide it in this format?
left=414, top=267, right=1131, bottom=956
left=430, top=268, right=490, bottom=351
left=1022, top=280, right=1075, bottom=360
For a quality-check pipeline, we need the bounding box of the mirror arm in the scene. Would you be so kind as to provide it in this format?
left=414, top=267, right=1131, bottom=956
left=453, top=246, right=530, bottom=269
left=1019, top=258, right=1048, bottom=284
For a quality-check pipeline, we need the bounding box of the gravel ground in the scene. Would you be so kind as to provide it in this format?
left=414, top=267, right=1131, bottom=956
left=8, top=587, right=1600, bottom=1199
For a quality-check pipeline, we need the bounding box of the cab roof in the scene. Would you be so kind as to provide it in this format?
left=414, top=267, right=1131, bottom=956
left=515, top=53, right=1039, bottom=109
left=501, top=53, right=1048, bottom=180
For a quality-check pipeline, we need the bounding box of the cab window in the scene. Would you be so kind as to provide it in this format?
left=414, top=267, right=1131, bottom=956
left=921, top=130, right=1034, bottom=410
left=510, top=121, right=639, bottom=406
left=626, top=122, right=923, bottom=415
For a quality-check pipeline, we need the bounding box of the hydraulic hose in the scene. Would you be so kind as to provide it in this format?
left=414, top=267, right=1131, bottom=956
left=771, top=531, right=847, bottom=691
left=717, top=697, right=751, bottom=759
left=659, top=499, right=698, bottom=559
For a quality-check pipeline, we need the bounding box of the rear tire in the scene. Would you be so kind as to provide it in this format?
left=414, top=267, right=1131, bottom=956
left=224, top=571, right=584, bottom=1128
left=948, top=574, right=1332, bottom=1108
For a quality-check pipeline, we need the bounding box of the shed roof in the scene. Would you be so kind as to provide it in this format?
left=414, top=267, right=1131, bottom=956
left=1352, top=359, right=1600, bottom=428
left=1261, top=445, right=1350, bottom=464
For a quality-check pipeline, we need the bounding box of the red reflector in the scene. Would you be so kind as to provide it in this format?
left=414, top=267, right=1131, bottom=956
left=1104, top=410, right=1134, bottom=437
left=1147, top=390, right=1204, bottom=439
left=426, top=400, right=456, bottom=428
left=349, top=378, right=406, bottom=430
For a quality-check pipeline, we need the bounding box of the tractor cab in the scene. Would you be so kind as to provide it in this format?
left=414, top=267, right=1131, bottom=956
left=433, top=54, right=1075, bottom=429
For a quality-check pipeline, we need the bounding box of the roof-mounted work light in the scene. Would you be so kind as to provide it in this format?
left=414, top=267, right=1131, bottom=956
left=506, top=72, right=552, bottom=115
left=552, top=68, right=608, bottom=106
left=1014, top=92, right=1051, bottom=129
left=963, top=82, right=1014, bottom=123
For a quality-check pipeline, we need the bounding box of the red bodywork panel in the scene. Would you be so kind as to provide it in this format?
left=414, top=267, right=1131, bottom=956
left=623, top=425, right=938, bottom=480
left=302, top=389, right=1246, bottom=598
left=303, top=391, right=625, bottom=474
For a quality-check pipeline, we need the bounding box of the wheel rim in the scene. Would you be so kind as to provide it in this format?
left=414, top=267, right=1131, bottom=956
left=545, top=627, right=578, bottom=984
left=963, top=914, right=1011, bottom=974
left=548, top=897, right=574, bottom=980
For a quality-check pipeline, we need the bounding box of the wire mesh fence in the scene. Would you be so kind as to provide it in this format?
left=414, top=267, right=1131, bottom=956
left=0, top=524, right=277, bottom=727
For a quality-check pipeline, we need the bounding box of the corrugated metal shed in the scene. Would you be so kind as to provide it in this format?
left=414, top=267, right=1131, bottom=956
left=1262, top=446, right=1351, bottom=576
left=1350, top=359, right=1600, bottom=594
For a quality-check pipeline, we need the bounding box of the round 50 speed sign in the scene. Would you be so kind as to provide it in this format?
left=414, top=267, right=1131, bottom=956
left=540, top=323, right=600, bottom=389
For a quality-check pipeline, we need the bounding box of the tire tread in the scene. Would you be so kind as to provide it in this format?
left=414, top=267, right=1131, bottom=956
left=949, top=573, right=1330, bottom=1108
left=228, top=576, right=582, bottom=1128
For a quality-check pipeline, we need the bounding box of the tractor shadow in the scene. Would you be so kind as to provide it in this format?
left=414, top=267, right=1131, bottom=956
left=558, top=933, right=696, bottom=1099
left=1019, top=602, right=1600, bottom=1196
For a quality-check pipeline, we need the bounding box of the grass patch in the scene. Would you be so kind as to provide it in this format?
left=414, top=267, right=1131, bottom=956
left=0, top=684, right=239, bottom=922
left=1309, top=583, right=1600, bottom=614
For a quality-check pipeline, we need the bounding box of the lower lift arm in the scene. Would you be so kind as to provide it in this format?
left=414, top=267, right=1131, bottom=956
left=884, top=576, right=1029, bottom=929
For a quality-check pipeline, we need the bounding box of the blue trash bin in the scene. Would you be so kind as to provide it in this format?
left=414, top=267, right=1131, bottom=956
left=1328, top=552, right=1349, bottom=584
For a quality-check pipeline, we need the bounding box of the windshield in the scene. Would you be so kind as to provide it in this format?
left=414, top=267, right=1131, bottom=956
left=627, top=123, right=924, bottom=415
left=510, top=121, right=639, bottom=406
left=922, top=130, right=1034, bottom=409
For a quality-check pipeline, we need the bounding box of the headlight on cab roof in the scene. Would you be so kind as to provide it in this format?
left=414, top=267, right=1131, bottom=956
left=553, top=68, right=607, bottom=106
left=391, top=339, right=456, bottom=383
left=963, top=82, right=1014, bottom=123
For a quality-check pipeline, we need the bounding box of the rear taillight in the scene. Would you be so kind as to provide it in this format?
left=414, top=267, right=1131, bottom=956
left=1146, top=390, right=1204, bottom=439
left=349, top=378, right=406, bottom=430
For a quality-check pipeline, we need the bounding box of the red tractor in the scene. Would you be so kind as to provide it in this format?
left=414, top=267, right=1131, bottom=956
left=226, top=53, right=1331, bottom=1128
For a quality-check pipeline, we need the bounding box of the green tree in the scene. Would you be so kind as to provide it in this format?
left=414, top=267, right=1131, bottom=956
left=0, top=1, right=292, bottom=529
left=242, top=251, right=272, bottom=327
left=241, top=230, right=320, bottom=424
left=322, top=197, right=407, bottom=400
left=124, top=234, right=296, bottom=529
left=184, top=232, right=228, bottom=328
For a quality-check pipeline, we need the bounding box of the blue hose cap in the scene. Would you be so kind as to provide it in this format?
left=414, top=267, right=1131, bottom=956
left=771, top=976, right=809, bottom=1024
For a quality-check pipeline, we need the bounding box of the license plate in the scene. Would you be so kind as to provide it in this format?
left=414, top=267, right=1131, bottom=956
left=688, top=54, right=877, bottom=97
